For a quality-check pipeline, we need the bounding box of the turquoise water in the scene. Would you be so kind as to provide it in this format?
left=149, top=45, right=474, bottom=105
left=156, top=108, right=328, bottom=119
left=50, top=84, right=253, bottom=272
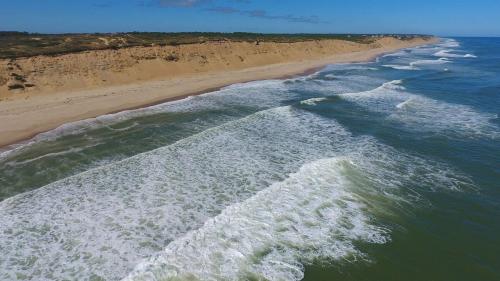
left=0, top=38, right=499, bottom=281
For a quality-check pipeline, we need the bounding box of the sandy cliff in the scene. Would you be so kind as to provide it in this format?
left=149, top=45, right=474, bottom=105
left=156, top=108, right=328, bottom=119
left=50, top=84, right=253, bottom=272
left=1, top=37, right=424, bottom=99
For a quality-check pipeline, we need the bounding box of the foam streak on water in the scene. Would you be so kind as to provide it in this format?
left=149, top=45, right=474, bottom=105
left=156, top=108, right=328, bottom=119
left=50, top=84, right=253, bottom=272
left=434, top=50, right=477, bottom=58
left=382, top=64, right=419, bottom=70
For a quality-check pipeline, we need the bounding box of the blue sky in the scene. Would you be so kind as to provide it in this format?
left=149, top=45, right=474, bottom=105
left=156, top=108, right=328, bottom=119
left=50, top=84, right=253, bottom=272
left=0, top=0, right=499, bottom=36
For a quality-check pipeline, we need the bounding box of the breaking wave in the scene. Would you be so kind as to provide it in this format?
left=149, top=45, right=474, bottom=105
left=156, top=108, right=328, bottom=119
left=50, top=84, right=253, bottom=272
left=123, top=157, right=389, bottom=281
left=434, top=50, right=477, bottom=58
left=438, top=39, right=460, bottom=48
left=300, top=97, right=327, bottom=106
left=123, top=137, right=473, bottom=281
left=0, top=104, right=472, bottom=281
left=410, top=58, right=451, bottom=66
left=382, top=64, right=419, bottom=70
left=340, top=80, right=499, bottom=139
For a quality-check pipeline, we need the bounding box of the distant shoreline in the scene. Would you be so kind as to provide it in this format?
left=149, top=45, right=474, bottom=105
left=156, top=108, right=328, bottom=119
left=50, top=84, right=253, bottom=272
left=0, top=36, right=438, bottom=150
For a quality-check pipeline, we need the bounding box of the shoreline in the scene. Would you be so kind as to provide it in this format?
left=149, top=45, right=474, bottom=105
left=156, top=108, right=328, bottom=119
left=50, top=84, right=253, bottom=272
left=0, top=37, right=438, bottom=150
left=0, top=67, right=323, bottom=153
left=109, top=65, right=325, bottom=113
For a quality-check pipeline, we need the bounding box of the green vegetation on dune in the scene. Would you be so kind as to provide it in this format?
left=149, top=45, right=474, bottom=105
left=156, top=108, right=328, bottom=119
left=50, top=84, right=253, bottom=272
left=0, top=31, right=431, bottom=59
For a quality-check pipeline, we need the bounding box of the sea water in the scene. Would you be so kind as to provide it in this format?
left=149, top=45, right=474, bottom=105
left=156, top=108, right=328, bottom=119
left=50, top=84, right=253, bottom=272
left=0, top=38, right=499, bottom=281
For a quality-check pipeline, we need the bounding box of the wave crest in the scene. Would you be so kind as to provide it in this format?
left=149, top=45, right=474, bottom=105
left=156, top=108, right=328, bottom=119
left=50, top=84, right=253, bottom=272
left=123, top=157, right=388, bottom=281
left=340, top=81, right=499, bottom=139
left=434, top=50, right=477, bottom=58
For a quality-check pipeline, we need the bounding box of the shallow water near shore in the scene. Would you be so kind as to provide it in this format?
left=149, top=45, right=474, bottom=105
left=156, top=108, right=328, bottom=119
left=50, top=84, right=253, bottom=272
left=0, top=38, right=499, bottom=281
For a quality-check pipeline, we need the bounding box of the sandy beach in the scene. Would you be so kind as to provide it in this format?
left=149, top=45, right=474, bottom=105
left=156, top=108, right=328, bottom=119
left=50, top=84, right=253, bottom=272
left=0, top=36, right=436, bottom=148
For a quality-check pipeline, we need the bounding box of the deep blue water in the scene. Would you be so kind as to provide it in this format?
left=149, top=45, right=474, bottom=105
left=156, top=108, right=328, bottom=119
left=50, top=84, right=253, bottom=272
left=0, top=38, right=499, bottom=281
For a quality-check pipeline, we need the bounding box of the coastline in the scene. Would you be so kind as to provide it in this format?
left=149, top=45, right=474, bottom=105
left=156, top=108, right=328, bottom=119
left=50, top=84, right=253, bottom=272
left=0, top=37, right=438, bottom=149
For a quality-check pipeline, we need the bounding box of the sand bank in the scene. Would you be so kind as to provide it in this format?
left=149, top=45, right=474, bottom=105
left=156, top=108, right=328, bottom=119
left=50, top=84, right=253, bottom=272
left=0, top=36, right=437, bottom=148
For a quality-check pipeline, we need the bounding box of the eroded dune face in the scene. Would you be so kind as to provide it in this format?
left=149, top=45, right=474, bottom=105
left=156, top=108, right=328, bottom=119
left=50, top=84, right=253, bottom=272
left=0, top=37, right=427, bottom=98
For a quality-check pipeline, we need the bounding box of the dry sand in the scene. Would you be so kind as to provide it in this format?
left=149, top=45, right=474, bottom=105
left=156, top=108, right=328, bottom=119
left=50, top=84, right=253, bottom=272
left=0, top=36, right=437, bottom=148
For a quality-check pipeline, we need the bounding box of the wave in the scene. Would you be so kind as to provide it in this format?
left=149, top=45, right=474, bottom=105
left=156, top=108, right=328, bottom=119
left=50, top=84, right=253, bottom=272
left=382, top=50, right=408, bottom=57
left=0, top=106, right=351, bottom=280
left=321, top=64, right=379, bottom=71
left=395, top=98, right=415, bottom=109
left=300, top=97, right=327, bottom=106
left=410, top=58, right=451, bottom=67
left=381, top=41, right=446, bottom=58
left=383, top=64, right=419, bottom=71
left=123, top=140, right=473, bottom=281
left=287, top=73, right=385, bottom=98
left=464, top=54, right=478, bottom=58
left=4, top=143, right=102, bottom=167
left=123, top=157, right=389, bottom=281
left=382, top=79, right=405, bottom=90
left=434, top=50, right=477, bottom=58
left=340, top=81, right=499, bottom=139
left=0, top=103, right=472, bottom=281
left=0, top=96, right=193, bottom=161
left=439, top=39, right=460, bottom=48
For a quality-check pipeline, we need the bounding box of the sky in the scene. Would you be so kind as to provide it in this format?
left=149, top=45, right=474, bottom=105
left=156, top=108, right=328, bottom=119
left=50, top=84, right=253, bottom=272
left=0, top=0, right=499, bottom=36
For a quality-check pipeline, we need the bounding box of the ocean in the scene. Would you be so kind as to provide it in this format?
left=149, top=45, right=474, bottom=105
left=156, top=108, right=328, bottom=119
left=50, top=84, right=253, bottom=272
left=0, top=37, right=499, bottom=281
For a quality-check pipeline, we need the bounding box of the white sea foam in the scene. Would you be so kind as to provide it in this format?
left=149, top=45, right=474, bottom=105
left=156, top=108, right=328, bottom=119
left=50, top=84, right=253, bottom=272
left=0, top=104, right=471, bottom=281
left=340, top=81, right=499, bottom=139
left=434, top=50, right=477, bottom=58
left=300, top=97, right=327, bottom=106
left=382, top=79, right=405, bottom=90
left=381, top=44, right=436, bottom=58
left=288, top=72, right=384, bottom=98
left=464, top=54, right=478, bottom=58
left=434, top=50, right=462, bottom=58
left=123, top=140, right=473, bottom=281
left=382, top=50, right=408, bottom=57
left=123, top=157, right=388, bottom=281
left=105, top=121, right=140, bottom=132
left=439, top=39, right=460, bottom=48
left=383, top=64, right=419, bottom=70
left=321, top=64, right=378, bottom=71
left=395, top=98, right=415, bottom=109
left=4, top=143, right=102, bottom=167
left=410, top=58, right=451, bottom=66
